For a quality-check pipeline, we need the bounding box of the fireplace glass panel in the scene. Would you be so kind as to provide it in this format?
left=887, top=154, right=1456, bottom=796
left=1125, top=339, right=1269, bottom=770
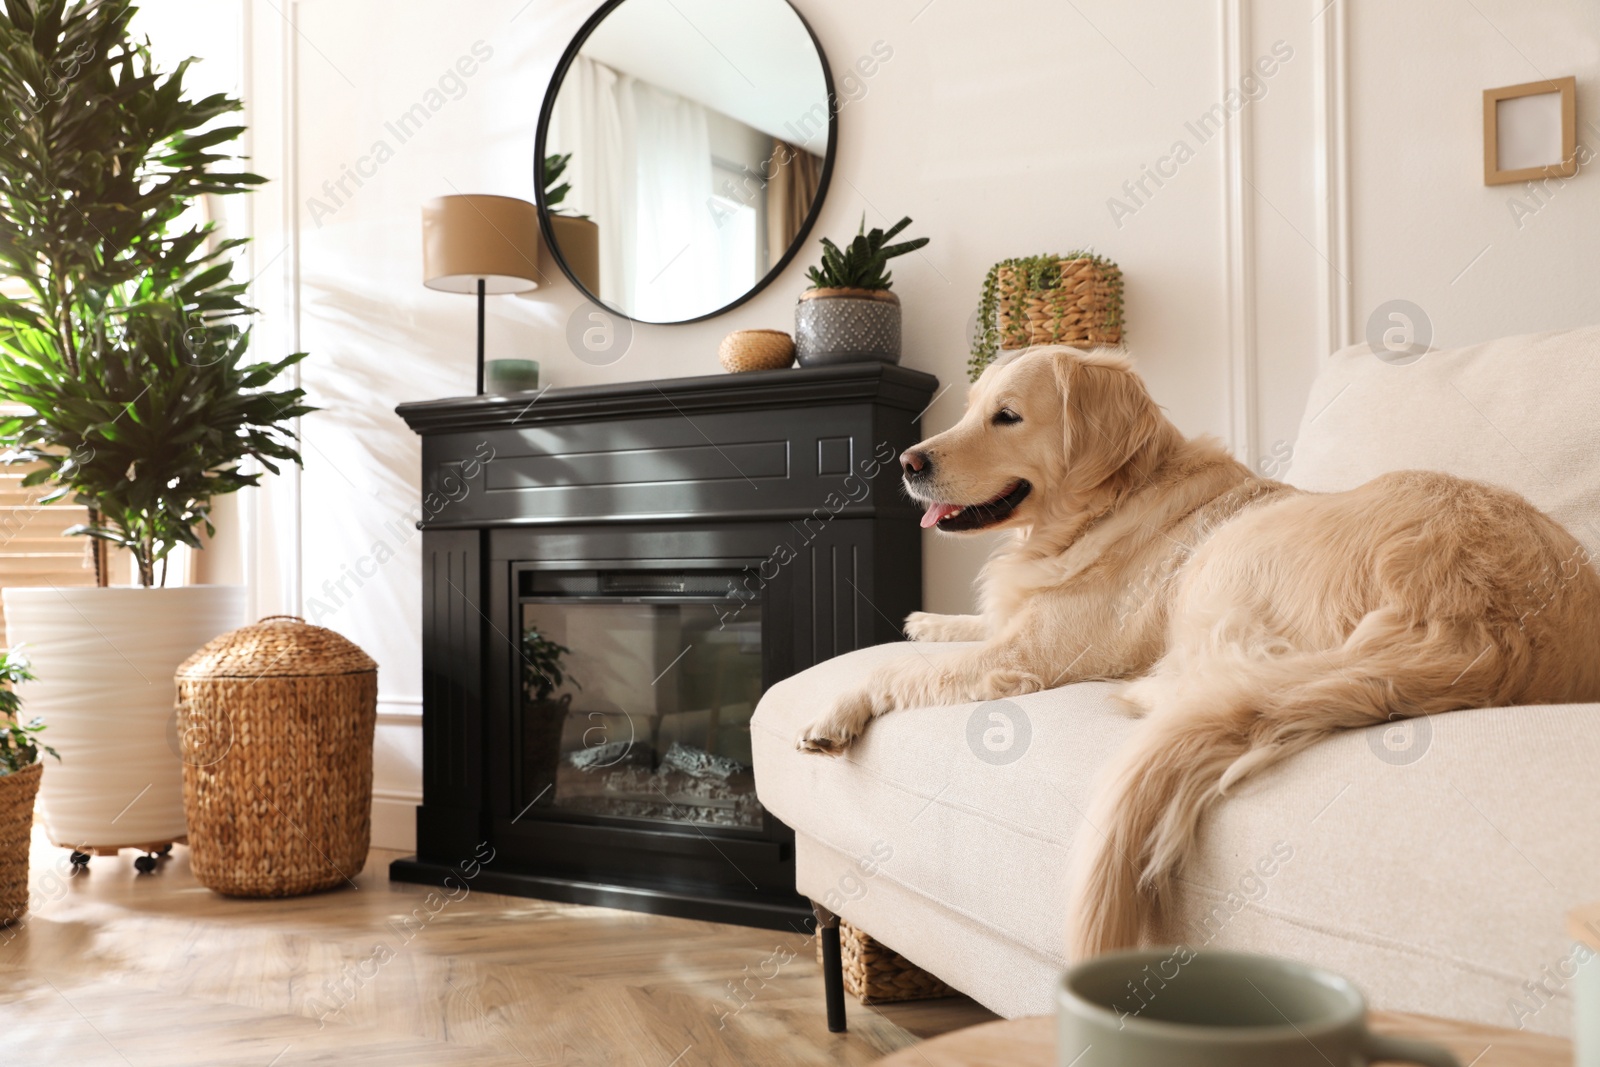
left=518, top=572, right=764, bottom=830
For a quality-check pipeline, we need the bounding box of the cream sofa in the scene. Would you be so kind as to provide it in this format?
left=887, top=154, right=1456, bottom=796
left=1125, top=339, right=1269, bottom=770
left=751, top=325, right=1600, bottom=1036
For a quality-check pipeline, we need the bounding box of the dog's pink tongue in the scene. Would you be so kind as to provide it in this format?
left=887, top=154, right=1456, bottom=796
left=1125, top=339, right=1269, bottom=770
left=920, top=502, right=960, bottom=529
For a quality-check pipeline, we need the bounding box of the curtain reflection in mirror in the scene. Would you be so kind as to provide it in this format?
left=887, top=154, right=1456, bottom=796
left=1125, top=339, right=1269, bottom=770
left=765, top=139, right=819, bottom=272
left=549, top=55, right=823, bottom=319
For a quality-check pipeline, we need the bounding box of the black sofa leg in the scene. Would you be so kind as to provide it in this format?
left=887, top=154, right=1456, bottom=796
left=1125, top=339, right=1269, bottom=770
left=812, top=900, right=847, bottom=1033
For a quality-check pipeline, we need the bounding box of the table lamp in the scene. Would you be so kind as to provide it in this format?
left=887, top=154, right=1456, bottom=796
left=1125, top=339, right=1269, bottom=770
left=421, top=194, right=542, bottom=395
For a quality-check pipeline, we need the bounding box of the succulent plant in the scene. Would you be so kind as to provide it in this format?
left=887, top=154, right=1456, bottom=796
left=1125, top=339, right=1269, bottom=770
left=805, top=215, right=929, bottom=291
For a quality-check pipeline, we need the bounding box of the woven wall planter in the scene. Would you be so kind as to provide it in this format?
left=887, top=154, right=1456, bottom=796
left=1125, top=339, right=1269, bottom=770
left=814, top=918, right=956, bottom=1004
left=176, top=616, right=377, bottom=898
left=969, top=254, right=1124, bottom=380
left=0, top=761, right=43, bottom=926
left=794, top=288, right=902, bottom=366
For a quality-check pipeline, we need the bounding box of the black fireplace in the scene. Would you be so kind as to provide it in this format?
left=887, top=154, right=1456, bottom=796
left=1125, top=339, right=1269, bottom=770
left=390, top=362, right=938, bottom=929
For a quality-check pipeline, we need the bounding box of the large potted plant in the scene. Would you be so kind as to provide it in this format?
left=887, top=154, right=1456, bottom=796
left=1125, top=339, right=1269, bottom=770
left=0, top=0, right=310, bottom=852
left=0, top=650, right=55, bottom=924
left=794, top=215, right=928, bottom=366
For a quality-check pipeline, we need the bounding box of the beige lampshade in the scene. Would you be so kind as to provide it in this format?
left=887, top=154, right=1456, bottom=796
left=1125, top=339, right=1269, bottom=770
left=541, top=214, right=602, bottom=298
left=421, top=194, right=542, bottom=294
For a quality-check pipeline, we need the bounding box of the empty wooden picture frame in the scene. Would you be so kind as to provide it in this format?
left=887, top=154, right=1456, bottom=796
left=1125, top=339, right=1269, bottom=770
left=1483, top=76, right=1578, bottom=186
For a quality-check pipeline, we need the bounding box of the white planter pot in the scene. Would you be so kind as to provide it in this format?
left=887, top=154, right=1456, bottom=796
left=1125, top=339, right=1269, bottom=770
left=1, top=586, right=245, bottom=849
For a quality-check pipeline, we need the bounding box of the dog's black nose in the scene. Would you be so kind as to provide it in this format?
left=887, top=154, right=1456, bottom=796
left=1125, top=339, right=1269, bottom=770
left=901, top=450, right=932, bottom=479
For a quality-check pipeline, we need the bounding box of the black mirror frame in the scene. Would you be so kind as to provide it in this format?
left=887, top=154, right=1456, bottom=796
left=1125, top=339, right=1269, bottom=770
left=533, top=0, right=839, bottom=325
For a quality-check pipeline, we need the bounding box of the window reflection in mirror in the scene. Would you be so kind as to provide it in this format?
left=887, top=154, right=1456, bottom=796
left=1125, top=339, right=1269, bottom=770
left=541, top=0, right=832, bottom=323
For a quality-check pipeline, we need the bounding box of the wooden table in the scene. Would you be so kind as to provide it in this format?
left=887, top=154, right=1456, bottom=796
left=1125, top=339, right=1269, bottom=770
left=871, top=1011, right=1572, bottom=1066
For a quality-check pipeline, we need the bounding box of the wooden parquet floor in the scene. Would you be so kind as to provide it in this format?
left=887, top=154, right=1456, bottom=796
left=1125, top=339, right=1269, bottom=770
left=0, top=825, right=995, bottom=1066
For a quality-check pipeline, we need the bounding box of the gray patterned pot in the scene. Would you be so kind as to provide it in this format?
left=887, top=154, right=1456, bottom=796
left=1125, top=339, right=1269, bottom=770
left=794, top=288, right=901, bottom=366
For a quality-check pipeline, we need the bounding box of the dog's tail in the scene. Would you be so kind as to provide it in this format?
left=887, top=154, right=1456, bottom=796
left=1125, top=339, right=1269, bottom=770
left=1066, top=607, right=1516, bottom=959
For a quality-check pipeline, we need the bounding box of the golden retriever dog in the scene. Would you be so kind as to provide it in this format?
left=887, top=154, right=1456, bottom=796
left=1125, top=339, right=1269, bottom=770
left=795, top=345, right=1600, bottom=958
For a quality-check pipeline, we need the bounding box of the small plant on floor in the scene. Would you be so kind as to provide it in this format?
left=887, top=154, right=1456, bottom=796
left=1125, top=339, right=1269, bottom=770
left=521, top=629, right=580, bottom=705
left=0, top=650, right=55, bottom=776
left=805, top=215, right=929, bottom=292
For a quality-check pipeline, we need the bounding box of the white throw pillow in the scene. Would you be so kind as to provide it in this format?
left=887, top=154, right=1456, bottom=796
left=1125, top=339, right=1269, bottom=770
left=1287, top=324, right=1600, bottom=559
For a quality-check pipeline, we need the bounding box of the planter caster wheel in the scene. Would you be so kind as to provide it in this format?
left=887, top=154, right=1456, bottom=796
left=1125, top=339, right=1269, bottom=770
left=134, top=854, right=157, bottom=874
left=70, top=851, right=90, bottom=869
left=156, top=844, right=173, bottom=856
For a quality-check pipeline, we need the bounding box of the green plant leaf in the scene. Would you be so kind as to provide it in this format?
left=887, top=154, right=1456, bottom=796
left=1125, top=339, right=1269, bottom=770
left=803, top=215, right=929, bottom=292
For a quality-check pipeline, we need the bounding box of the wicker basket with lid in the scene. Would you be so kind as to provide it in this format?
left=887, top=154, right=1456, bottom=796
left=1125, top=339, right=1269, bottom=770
left=175, top=615, right=377, bottom=897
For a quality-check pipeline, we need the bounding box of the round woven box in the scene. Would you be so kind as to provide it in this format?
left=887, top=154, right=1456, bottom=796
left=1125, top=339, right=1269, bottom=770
left=0, top=761, right=43, bottom=925
left=719, top=329, right=795, bottom=373
left=175, top=616, right=377, bottom=898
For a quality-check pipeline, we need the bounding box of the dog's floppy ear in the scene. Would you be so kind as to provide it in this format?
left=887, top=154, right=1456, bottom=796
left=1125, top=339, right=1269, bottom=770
left=1052, top=352, right=1165, bottom=492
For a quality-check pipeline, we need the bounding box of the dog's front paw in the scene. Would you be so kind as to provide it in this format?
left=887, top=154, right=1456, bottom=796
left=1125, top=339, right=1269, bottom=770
left=980, top=667, right=1045, bottom=699
left=903, top=611, right=941, bottom=642
left=1115, top=676, right=1162, bottom=717
left=796, top=692, right=874, bottom=756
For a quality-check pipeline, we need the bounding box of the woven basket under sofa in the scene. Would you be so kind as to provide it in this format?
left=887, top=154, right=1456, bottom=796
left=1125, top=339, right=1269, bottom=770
left=175, top=615, right=377, bottom=897
left=815, top=918, right=956, bottom=1004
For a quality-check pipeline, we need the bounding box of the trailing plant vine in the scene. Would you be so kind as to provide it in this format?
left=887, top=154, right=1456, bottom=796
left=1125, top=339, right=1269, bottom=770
left=968, top=252, right=1125, bottom=381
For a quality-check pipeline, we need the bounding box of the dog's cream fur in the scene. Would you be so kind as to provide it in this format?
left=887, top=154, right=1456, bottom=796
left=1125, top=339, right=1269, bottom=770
left=795, top=345, right=1600, bottom=958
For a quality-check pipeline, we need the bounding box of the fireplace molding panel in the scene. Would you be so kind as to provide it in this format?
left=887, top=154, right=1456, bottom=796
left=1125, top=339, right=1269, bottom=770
left=391, top=363, right=938, bottom=930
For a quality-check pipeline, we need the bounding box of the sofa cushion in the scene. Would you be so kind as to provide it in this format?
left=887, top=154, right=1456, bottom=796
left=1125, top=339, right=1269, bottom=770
left=751, top=642, right=1137, bottom=971
left=1288, top=324, right=1600, bottom=558
left=752, top=641, right=1600, bottom=1031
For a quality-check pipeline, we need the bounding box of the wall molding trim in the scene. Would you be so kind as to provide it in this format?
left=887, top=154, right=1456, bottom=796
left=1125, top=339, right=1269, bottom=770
left=372, top=792, right=418, bottom=851
left=1221, top=0, right=1259, bottom=464
left=1312, top=0, right=1353, bottom=357
left=377, top=697, right=423, bottom=724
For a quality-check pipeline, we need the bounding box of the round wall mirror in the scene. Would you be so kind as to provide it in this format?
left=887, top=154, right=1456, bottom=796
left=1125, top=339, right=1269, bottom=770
left=535, top=0, right=836, bottom=324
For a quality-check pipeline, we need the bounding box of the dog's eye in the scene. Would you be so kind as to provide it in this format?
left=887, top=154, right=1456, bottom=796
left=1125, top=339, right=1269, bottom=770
left=992, top=408, right=1022, bottom=426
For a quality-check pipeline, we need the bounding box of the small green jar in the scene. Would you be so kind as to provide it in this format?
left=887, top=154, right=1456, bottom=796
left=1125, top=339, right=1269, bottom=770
left=484, top=359, right=540, bottom=394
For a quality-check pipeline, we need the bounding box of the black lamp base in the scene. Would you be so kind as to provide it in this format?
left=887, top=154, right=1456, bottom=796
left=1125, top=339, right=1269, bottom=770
left=475, top=277, right=486, bottom=395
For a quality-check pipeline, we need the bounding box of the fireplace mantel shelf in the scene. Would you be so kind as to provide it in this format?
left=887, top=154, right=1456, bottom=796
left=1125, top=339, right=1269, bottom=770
left=396, top=361, right=940, bottom=434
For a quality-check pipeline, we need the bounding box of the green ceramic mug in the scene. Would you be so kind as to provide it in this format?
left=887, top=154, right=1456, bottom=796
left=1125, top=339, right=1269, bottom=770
left=1057, top=949, right=1460, bottom=1066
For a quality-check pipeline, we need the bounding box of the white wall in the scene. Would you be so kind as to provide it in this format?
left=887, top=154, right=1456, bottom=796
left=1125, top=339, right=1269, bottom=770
left=224, top=0, right=1600, bottom=848
left=1345, top=2, right=1600, bottom=349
